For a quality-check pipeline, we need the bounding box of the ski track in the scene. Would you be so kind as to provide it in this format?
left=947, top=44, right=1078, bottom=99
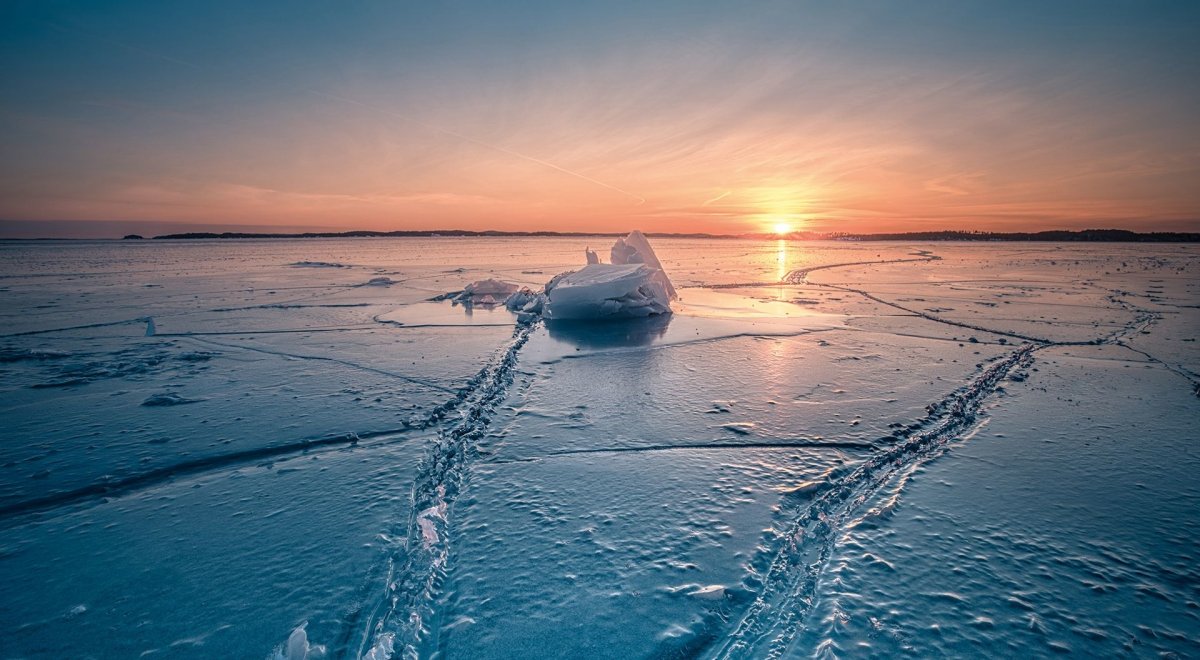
left=335, top=250, right=970, bottom=659
left=349, top=321, right=537, bottom=660
left=698, top=345, right=1035, bottom=659
left=700, top=295, right=1163, bottom=658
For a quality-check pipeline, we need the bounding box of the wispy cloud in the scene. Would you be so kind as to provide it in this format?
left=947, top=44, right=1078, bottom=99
left=3, top=3, right=1197, bottom=232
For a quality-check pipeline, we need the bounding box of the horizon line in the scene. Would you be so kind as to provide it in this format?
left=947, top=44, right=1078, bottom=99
left=4, top=227, right=1199, bottom=242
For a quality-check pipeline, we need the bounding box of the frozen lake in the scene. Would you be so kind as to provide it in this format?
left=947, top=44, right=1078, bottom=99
left=1, top=237, right=1197, bottom=658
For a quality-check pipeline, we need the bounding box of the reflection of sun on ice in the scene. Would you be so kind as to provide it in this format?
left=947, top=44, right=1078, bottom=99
left=776, top=237, right=788, bottom=286
left=772, top=221, right=793, bottom=235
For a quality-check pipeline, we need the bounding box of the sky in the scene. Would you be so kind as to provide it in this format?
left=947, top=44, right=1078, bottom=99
left=1, top=1, right=1198, bottom=237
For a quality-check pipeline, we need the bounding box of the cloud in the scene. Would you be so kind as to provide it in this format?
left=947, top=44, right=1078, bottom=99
left=2, top=4, right=1197, bottom=232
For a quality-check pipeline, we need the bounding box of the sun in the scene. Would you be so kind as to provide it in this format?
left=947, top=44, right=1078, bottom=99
left=772, top=221, right=793, bottom=235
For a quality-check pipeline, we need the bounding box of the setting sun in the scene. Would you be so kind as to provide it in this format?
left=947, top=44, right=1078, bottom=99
left=772, top=221, right=793, bottom=235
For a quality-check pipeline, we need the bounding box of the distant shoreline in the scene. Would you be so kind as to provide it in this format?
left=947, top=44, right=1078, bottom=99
left=1, top=228, right=1197, bottom=242
left=142, top=228, right=1199, bottom=242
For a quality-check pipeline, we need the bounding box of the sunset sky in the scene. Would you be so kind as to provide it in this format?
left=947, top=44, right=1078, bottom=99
left=2, top=1, right=1198, bottom=237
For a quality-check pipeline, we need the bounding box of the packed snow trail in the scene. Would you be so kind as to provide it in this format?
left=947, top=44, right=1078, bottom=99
left=689, top=255, right=1175, bottom=658
left=351, top=320, right=538, bottom=659
left=702, top=345, right=1035, bottom=659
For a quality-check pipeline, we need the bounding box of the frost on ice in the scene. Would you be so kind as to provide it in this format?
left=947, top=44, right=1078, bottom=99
left=543, top=230, right=676, bottom=320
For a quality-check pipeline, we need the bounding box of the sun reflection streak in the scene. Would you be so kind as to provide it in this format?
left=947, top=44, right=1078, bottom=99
left=775, top=239, right=788, bottom=298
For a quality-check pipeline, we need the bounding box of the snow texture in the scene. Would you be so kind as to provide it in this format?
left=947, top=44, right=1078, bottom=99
left=0, top=237, right=1197, bottom=659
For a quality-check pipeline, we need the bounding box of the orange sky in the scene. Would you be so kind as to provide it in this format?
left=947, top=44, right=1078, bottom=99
left=2, top=2, right=1198, bottom=236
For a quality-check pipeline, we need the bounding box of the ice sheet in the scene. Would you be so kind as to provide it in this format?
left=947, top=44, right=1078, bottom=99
left=1, top=238, right=1197, bottom=658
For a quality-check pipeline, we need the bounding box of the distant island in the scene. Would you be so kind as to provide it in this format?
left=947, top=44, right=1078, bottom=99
left=153, top=229, right=730, bottom=240
left=152, top=228, right=1200, bottom=242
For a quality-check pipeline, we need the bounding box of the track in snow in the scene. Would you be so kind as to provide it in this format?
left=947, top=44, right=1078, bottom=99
left=348, top=320, right=538, bottom=659
left=697, top=345, right=1034, bottom=659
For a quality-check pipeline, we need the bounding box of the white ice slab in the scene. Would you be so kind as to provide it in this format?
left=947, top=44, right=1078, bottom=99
left=543, top=263, right=673, bottom=320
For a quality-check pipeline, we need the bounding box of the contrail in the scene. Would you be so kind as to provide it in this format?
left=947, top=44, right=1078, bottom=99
left=702, top=190, right=731, bottom=206
left=305, top=90, right=647, bottom=205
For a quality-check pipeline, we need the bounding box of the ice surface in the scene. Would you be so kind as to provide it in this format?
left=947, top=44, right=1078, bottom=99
left=1, top=238, right=1197, bottom=658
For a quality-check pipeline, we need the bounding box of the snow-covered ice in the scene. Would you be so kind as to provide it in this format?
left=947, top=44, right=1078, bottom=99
left=0, top=237, right=1197, bottom=658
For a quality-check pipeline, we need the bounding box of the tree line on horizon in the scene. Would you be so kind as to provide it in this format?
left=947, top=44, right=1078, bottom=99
left=140, top=228, right=1200, bottom=242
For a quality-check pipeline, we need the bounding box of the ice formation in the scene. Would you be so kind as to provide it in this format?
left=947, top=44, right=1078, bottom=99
left=270, top=621, right=325, bottom=660
left=443, top=231, right=676, bottom=321
left=455, top=278, right=519, bottom=306
left=543, top=230, right=677, bottom=320
left=543, top=264, right=674, bottom=320
left=609, top=230, right=677, bottom=299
